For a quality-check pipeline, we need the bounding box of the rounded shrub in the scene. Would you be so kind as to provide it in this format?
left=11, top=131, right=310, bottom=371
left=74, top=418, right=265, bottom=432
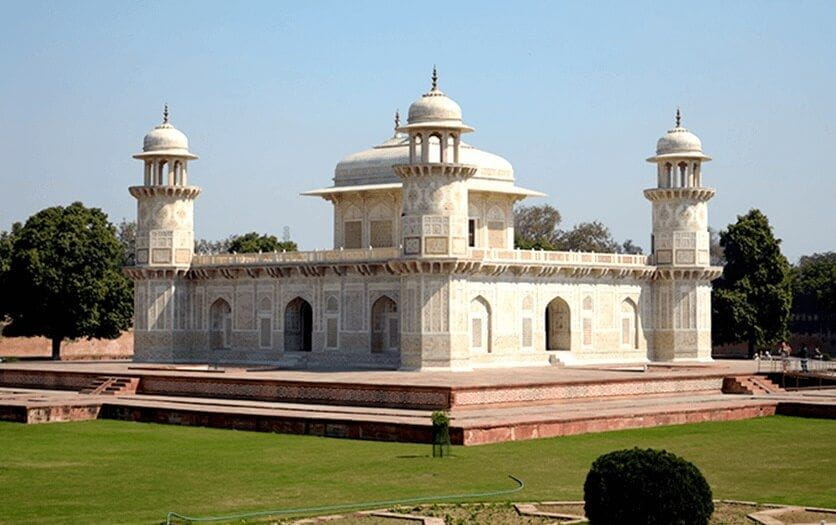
left=583, top=448, right=714, bottom=525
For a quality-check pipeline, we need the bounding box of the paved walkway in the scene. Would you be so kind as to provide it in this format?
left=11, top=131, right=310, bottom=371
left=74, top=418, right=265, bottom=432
left=0, top=359, right=760, bottom=387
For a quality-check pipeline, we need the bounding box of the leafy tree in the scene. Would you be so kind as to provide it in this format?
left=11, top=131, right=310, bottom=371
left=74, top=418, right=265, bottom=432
left=3, top=202, right=133, bottom=359
left=0, top=224, right=21, bottom=320
left=195, top=236, right=234, bottom=255
left=227, top=232, right=297, bottom=253
left=708, top=227, right=725, bottom=266
left=116, top=219, right=137, bottom=265
left=620, top=239, right=644, bottom=255
left=514, top=204, right=643, bottom=254
left=712, top=209, right=792, bottom=356
left=514, top=204, right=562, bottom=248
left=557, top=221, right=621, bottom=253
left=793, top=252, right=836, bottom=316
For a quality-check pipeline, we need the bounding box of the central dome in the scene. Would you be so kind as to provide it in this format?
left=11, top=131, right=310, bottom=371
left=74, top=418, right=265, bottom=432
left=334, top=133, right=513, bottom=186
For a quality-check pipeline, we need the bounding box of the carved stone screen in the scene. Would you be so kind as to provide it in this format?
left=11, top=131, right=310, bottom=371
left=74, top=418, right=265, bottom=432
left=487, top=221, right=505, bottom=248
left=370, top=220, right=393, bottom=248
left=344, top=221, right=362, bottom=249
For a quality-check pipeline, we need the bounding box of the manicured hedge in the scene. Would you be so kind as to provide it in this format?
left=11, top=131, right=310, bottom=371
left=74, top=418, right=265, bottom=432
left=584, top=448, right=714, bottom=524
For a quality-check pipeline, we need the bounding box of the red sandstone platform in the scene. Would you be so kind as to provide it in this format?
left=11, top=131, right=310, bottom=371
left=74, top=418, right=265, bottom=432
left=1, top=360, right=833, bottom=445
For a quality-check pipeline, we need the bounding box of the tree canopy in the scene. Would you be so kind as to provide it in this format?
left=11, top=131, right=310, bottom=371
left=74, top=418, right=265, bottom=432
left=513, top=204, right=643, bottom=254
left=2, top=202, right=133, bottom=359
left=227, top=232, right=297, bottom=253
left=712, top=209, right=792, bottom=355
left=793, top=251, right=836, bottom=316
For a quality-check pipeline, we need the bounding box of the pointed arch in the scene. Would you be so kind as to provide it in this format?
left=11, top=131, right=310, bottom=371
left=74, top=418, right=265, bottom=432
left=545, top=296, right=571, bottom=351
left=370, top=295, right=399, bottom=353
left=470, top=296, right=492, bottom=353
left=284, top=297, right=312, bottom=352
left=620, top=298, right=639, bottom=349
left=209, top=298, right=232, bottom=349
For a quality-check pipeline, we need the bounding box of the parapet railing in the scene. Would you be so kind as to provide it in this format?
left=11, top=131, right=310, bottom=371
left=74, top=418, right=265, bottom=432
left=192, top=247, right=401, bottom=266
left=468, top=249, right=649, bottom=266
left=191, top=247, right=650, bottom=267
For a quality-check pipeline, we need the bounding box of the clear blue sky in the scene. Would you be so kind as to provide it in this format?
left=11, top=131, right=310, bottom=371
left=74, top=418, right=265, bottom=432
left=1, top=1, right=834, bottom=261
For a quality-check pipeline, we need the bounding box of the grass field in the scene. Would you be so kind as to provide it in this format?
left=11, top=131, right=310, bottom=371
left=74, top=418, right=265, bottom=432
left=1, top=416, right=833, bottom=524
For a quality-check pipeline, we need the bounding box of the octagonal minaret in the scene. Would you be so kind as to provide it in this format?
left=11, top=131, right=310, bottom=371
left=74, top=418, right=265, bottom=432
left=393, top=68, right=477, bottom=257
left=130, top=106, right=200, bottom=268
left=645, top=110, right=718, bottom=361
left=645, top=110, right=714, bottom=267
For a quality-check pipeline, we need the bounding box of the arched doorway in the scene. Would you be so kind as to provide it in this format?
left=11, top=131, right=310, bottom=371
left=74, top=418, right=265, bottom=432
left=284, top=297, right=312, bottom=352
left=209, top=298, right=232, bottom=349
left=545, top=297, right=571, bottom=351
left=621, top=298, right=639, bottom=349
left=470, top=296, right=491, bottom=353
left=370, top=296, right=399, bottom=353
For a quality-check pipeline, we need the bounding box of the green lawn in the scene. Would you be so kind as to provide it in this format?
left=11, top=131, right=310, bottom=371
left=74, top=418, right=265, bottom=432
left=0, top=416, right=833, bottom=524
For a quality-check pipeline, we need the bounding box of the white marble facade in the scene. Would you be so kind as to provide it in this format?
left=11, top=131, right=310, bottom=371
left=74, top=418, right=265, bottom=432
left=126, top=77, right=721, bottom=370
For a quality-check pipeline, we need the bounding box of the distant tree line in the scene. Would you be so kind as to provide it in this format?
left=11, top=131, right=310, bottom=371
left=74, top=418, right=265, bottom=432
left=513, top=204, right=643, bottom=254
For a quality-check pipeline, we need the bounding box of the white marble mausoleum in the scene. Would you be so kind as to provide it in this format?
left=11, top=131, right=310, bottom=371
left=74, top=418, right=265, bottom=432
left=126, top=71, right=722, bottom=370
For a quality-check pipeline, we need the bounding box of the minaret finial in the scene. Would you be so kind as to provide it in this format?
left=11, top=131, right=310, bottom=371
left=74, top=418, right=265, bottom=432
left=431, top=65, right=438, bottom=90
left=163, top=104, right=170, bottom=124
left=675, top=108, right=681, bottom=127
left=394, top=109, right=400, bottom=130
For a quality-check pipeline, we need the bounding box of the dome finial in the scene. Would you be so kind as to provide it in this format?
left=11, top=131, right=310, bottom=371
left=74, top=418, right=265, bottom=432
left=675, top=108, right=681, bottom=128
left=163, top=104, right=170, bottom=124
left=394, top=109, right=400, bottom=130
left=431, top=65, right=438, bottom=90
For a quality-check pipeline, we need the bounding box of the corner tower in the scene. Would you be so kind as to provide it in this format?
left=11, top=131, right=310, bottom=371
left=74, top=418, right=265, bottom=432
left=645, top=110, right=719, bottom=361
left=393, top=67, right=477, bottom=257
left=130, top=106, right=200, bottom=267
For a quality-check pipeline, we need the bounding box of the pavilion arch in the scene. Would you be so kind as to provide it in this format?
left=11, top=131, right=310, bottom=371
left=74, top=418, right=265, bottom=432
left=209, top=298, right=232, bottom=349
left=545, top=296, right=571, bottom=351
left=470, top=296, right=492, bottom=354
left=284, top=297, right=312, bottom=352
left=620, top=298, right=639, bottom=349
left=427, top=132, right=443, bottom=163
left=370, top=295, right=399, bottom=354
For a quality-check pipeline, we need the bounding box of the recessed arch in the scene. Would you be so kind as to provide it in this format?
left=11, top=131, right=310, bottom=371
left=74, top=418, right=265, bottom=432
left=620, top=298, right=639, bottom=349
left=470, top=296, right=492, bottom=353
left=209, top=298, right=232, bottom=349
left=545, top=296, right=571, bottom=351
left=370, top=295, right=399, bottom=354
left=284, top=297, right=312, bottom=352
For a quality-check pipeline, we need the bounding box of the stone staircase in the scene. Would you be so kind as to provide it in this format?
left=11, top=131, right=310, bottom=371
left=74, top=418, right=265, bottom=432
left=79, top=376, right=139, bottom=396
left=722, top=375, right=785, bottom=395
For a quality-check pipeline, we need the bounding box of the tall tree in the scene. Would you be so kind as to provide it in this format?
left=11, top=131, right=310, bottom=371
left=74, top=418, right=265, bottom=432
left=227, top=232, right=297, bottom=253
left=3, top=203, right=133, bottom=359
left=0, top=224, right=21, bottom=320
left=793, top=252, right=836, bottom=316
left=116, top=219, right=137, bottom=265
left=708, top=227, right=725, bottom=266
left=712, top=209, right=792, bottom=356
left=514, top=204, right=562, bottom=248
